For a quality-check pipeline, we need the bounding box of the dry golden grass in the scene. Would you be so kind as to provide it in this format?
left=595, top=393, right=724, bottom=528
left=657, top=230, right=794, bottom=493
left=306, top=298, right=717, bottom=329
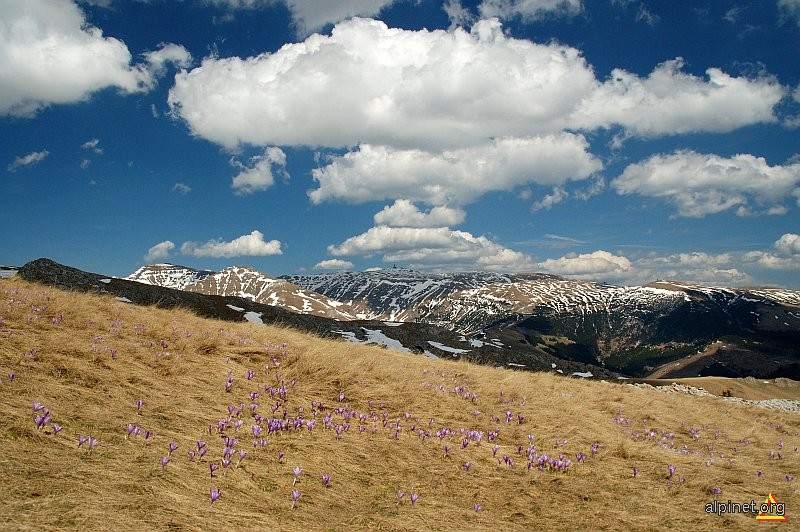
left=0, top=277, right=798, bottom=531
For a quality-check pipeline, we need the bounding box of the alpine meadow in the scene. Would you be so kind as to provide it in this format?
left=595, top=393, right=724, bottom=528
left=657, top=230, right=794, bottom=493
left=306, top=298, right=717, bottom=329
left=1, top=276, right=798, bottom=530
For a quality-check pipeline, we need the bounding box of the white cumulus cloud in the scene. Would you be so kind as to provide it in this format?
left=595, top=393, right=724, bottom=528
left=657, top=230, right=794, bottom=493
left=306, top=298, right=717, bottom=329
left=314, top=259, right=354, bottom=270
left=374, top=200, right=466, bottom=228
left=309, top=135, right=601, bottom=205
left=209, top=0, right=400, bottom=36
left=743, top=233, right=800, bottom=270
left=167, top=17, right=784, bottom=208
left=328, top=225, right=535, bottom=272
left=168, top=20, right=781, bottom=151
left=231, top=147, right=288, bottom=195
left=168, top=18, right=599, bottom=150
left=538, top=249, right=756, bottom=285
left=180, top=230, right=283, bottom=258
left=571, top=58, right=783, bottom=138
left=144, top=240, right=175, bottom=262
left=478, top=0, right=583, bottom=21
left=538, top=250, right=631, bottom=279
left=7, top=150, right=49, bottom=172
left=0, top=0, right=185, bottom=116
left=285, top=0, right=399, bottom=35
left=443, top=0, right=476, bottom=28
left=633, top=251, right=751, bottom=285
left=775, top=233, right=800, bottom=255
left=612, top=150, right=800, bottom=217
left=81, top=138, right=102, bottom=153
left=531, top=186, right=568, bottom=211
left=742, top=251, right=798, bottom=270
left=142, top=42, right=192, bottom=79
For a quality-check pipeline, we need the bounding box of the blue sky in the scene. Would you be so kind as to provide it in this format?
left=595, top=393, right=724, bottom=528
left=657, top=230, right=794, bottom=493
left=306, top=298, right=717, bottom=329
left=2, top=0, right=800, bottom=287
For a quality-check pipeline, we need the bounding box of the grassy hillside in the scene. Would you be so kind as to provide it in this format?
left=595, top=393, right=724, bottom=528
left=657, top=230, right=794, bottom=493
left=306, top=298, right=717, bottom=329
left=0, top=277, right=798, bottom=531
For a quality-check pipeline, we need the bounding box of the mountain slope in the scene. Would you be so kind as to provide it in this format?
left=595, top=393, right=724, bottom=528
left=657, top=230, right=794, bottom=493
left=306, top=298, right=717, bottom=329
left=127, top=263, right=215, bottom=290
left=2, top=274, right=798, bottom=530
left=287, top=269, right=800, bottom=378
left=129, top=264, right=358, bottom=321
left=282, top=268, right=522, bottom=322
left=22, top=259, right=615, bottom=378
left=184, top=265, right=358, bottom=320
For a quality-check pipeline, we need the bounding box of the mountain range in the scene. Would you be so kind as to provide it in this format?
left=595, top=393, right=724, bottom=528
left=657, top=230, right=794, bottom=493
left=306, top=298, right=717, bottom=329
left=13, top=259, right=800, bottom=380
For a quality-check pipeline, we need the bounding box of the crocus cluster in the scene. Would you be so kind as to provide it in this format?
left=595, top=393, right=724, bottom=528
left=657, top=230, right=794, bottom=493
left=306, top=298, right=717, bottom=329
left=78, top=434, right=99, bottom=453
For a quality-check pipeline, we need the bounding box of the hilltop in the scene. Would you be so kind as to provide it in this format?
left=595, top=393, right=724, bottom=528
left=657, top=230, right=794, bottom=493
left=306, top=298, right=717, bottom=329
left=1, top=275, right=798, bottom=530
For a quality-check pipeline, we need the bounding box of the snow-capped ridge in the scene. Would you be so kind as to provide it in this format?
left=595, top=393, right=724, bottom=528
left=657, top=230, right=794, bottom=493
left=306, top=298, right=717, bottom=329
left=128, top=263, right=358, bottom=320
left=127, top=263, right=215, bottom=290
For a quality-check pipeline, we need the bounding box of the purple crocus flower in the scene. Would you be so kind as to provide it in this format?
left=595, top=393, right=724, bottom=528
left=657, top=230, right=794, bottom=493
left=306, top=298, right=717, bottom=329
left=135, top=399, right=143, bottom=413
left=209, top=463, right=218, bottom=478
left=291, top=489, right=301, bottom=509
left=667, top=465, right=677, bottom=478
left=210, top=488, right=222, bottom=504
left=473, top=502, right=482, bottom=512
left=221, top=458, right=231, bottom=468
left=168, top=442, right=179, bottom=455
left=591, top=442, right=600, bottom=455
left=34, top=413, right=51, bottom=429
left=161, top=456, right=170, bottom=468
left=710, top=487, right=722, bottom=495
left=52, top=424, right=62, bottom=435
left=410, top=493, right=419, bottom=505
left=278, top=451, right=285, bottom=462
left=396, top=491, right=404, bottom=502
left=8, top=373, right=15, bottom=382
left=787, top=475, right=795, bottom=482
left=33, top=402, right=45, bottom=412
left=87, top=436, right=99, bottom=452
left=632, top=468, right=639, bottom=477
left=78, top=435, right=89, bottom=447
left=321, top=474, right=331, bottom=487
left=443, top=444, right=451, bottom=457
left=292, top=466, right=302, bottom=484
left=187, top=451, right=196, bottom=461
left=463, top=461, right=473, bottom=471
